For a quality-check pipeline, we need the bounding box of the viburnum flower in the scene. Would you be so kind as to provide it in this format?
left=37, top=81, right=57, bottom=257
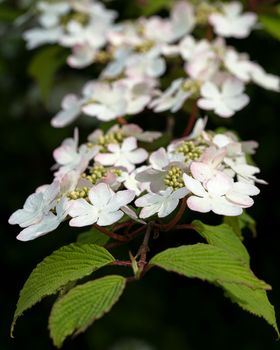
left=183, top=168, right=259, bottom=216
left=16, top=197, right=70, bottom=242
left=53, top=129, right=99, bottom=179
left=95, top=137, right=148, bottom=172
left=209, top=2, right=257, bottom=38
left=136, top=148, right=185, bottom=192
left=51, top=94, right=83, bottom=128
left=37, top=2, right=70, bottom=28
left=150, top=78, right=192, bottom=113
left=69, top=182, right=135, bottom=227
left=135, top=187, right=188, bottom=219
left=8, top=181, right=60, bottom=229
left=142, top=1, right=195, bottom=44
left=198, top=78, right=249, bottom=117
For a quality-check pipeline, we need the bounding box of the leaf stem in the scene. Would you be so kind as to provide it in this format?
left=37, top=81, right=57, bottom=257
left=155, top=199, right=187, bottom=232
left=94, top=224, right=129, bottom=242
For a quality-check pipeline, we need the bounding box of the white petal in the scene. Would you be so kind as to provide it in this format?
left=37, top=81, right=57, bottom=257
left=122, top=137, right=137, bottom=151
left=126, top=148, right=148, bottom=164
left=183, top=174, right=206, bottom=197
left=187, top=196, right=211, bottom=213
left=88, top=183, right=113, bottom=208
left=106, top=190, right=135, bottom=212
left=158, top=198, right=179, bottom=218
left=190, top=162, right=214, bottom=182
left=211, top=197, right=243, bottom=216
left=95, top=153, right=118, bottom=166
left=97, top=210, right=124, bottom=226
left=206, top=173, right=233, bottom=196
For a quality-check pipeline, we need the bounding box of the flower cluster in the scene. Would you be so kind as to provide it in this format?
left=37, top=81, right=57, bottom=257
left=23, top=0, right=279, bottom=128
left=9, top=120, right=263, bottom=241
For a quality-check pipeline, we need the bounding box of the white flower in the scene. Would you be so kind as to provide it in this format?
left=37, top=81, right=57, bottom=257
left=135, top=187, right=188, bottom=219
left=67, top=43, right=97, bottom=69
left=150, top=79, right=192, bottom=113
left=82, top=82, right=127, bottom=121
left=53, top=129, right=99, bottom=179
left=224, top=49, right=253, bottom=82
left=8, top=181, right=60, bottom=228
left=224, top=158, right=267, bottom=184
left=198, top=78, right=249, bottom=117
left=143, top=1, right=195, bottom=44
left=184, top=172, right=246, bottom=216
left=123, top=166, right=150, bottom=196
left=51, top=94, right=83, bottom=128
left=69, top=183, right=135, bottom=227
left=209, top=2, right=257, bottom=38
left=249, top=64, right=280, bottom=92
left=125, top=47, right=166, bottom=79
left=101, top=47, right=133, bottom=79
left=23, top=27, right=63, bottom=49
left=95, top=137, right=148, bottom=172
left=16, top=197, right=70, bottom=241
left=136, top=148, right=185, bottom=192
left=37, top=1, right=70, bottom=28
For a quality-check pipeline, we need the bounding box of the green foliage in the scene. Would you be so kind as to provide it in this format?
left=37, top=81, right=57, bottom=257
left=28, top=46, right=67, bottom=103
left=223, top=282, right=279, bottom=336
left=11, top=244, right=115, bottom=335
left=138, top=0, right=174, bottom=16
left=260, top=6, right=280, bottom=41
left=192, top=220, right=250, bottom=264
left=49, top=275, right=126, bottom=348
left=150, top=221, right=278, bottom=334
left=150, top=244, right=270, bottom=289
left=77, top=228, right=110, bottom=245
left=224, top=211, right=257, bottom=239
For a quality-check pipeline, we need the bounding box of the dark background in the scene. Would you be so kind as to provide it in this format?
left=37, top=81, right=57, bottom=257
left=1, top=1, right=280, bottom=349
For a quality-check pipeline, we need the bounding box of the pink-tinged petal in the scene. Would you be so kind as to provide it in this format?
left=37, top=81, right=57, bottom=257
left=200, top=82, right=220, bottom=99
left=97, top=210, right=124, bottom=226
left=107, top=143, right=120, bottom=153
left=107, top=190, right=135, bottom=211
left=183, top=174, right=206, bottom=197
left=121, top=137, right=137, bottom=152
left=190, top=162, right=214, bottom=182
left=226, top=191, right=254, bottom=208
left=95, top=153, right=118, bottom=166
left=211, top=197, right=243, bottom=216
left=213, top=134, right=232, bottom=148
left=158, top=198, right=179, bottom=218
left=126, top=148, right=148, bottom=164
left=88, top=183, right=113, bottom=208
left=187, top=196, right=211, bottom=213
left=206, top=173, right=233, bottom=196
left=51, top=104, right=81, bottom=128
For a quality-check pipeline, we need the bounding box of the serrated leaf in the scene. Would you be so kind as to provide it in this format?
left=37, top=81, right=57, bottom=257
left=11, top=244, right=115, bottom=335
left=77, top=228, right=110, bottom=246
left=192, top=220, right=250, bottom=265
left=28, top=46, right=67, bottom=103
left=260, top=14, right=280, bottom=41
left=49, top=275, right=126, bottom=348
left=222, top=282, right=279, bottom=336
left=150, top=244, right=270, bottom=290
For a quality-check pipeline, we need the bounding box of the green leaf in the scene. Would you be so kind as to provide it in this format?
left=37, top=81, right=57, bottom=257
left=139, top=0, right=174, bottom=16
left=77, top=228, right=110, bottom=246
left=222, top=282, right=279, bottom=336
left=150, top=244, right=270, bottom=290
left=260, top=14, right=280, bottom=41
left=192, top=220, right=250, bottom=265
left=28, top=46, right=67, bottom=103
left=49, top=275, right=126, bottom=348
left=11, top=244, right=115, bottom=335
left=224, top=212, right=257, bottom=239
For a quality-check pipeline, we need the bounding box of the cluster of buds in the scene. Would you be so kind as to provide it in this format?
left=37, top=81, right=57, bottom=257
left=9, top=119, right=264, bottom=241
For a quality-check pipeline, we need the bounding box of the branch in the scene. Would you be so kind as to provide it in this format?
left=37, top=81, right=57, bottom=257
left=94, top=224, right=129, bottom=242
left=182, top=101, right=198, bottom=137
left=155, top=199, right=187, bottom=232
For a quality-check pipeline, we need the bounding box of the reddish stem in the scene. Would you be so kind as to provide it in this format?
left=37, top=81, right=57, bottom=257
left=111, top=260, right=132, bottom=267
left=174, top=224, right=194, bottom=231
left=182, top=102, right=198, bottom=137
left=94, top=224, right=129, bottom=242
left=117, top=117, right=127, bottom=125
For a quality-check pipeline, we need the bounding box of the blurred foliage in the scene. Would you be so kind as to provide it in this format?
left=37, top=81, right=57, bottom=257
left=1, top=0, right=280, bottom=350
